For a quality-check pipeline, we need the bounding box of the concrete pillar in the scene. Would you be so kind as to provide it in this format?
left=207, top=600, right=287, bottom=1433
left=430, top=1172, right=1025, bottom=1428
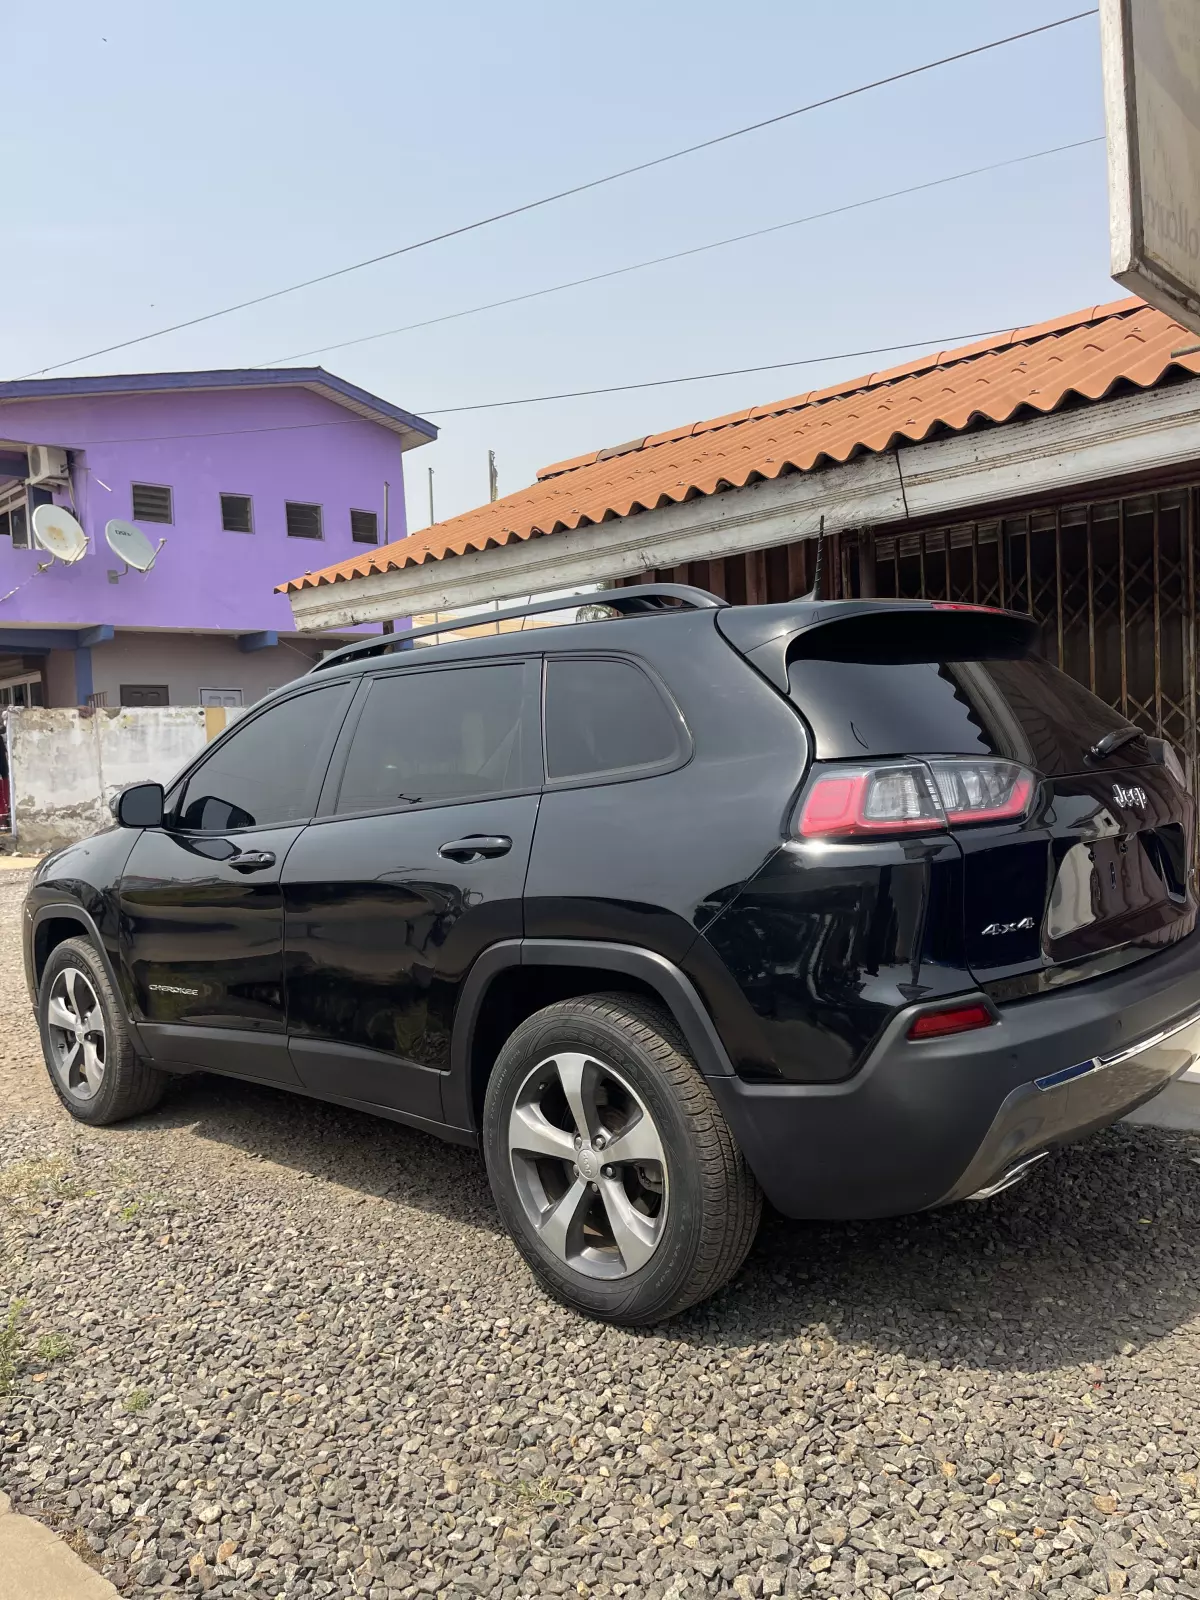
left=73, top=647, right=93, bottom=706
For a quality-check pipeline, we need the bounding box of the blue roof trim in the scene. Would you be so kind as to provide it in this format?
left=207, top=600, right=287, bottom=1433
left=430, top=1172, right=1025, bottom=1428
left=0, top=367, right=437, bottom=447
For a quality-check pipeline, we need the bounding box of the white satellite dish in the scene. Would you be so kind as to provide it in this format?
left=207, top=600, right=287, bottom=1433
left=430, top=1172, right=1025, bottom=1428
left=31, top=504, right=88, bottom=564
left=105, top=519, right=162, bottom=574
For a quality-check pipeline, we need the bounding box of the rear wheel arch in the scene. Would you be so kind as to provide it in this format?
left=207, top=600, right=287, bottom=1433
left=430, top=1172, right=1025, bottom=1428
left=448, top=938, right=734, bottom=1132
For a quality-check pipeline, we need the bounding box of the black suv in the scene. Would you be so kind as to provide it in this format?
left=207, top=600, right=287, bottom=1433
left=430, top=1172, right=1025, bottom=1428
left=22, top=585, right=1200, bottom=1323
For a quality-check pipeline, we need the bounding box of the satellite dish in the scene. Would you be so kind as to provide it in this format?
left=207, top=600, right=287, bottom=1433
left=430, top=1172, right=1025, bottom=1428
left=31, top=504, right=88, bottom=564
left=105, top=519, right=161, bottom=573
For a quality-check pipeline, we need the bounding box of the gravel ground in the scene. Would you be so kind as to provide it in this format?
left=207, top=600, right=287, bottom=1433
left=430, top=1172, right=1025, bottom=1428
left=2, top=871, right=1200, bottom=1599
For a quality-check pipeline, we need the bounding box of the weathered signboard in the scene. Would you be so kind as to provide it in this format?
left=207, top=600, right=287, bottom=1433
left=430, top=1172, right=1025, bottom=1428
left=1102, top=0, right=1200, bottom=335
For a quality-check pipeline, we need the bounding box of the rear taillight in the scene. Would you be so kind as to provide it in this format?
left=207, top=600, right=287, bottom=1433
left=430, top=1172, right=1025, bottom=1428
left=795, top=763, right=943, bottom=838
left=907, top=1002, right=995, bottom=1040
left=930, top=602, right=1005, bottom=614
left=927, top=759, right=1034, bottom=825
left=794, top=758, right=1035, bottom=840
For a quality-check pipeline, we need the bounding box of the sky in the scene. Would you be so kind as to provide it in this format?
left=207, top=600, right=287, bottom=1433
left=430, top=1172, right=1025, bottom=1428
left=2, top=1, right=1117, bottom=539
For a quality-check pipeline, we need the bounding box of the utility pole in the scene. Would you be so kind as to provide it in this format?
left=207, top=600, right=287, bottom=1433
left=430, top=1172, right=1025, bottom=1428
left=381, top=480, right=395, bottom=634
left=488, top=450, right=499, bottom=503
left=428, top=467, right=435, bottom=527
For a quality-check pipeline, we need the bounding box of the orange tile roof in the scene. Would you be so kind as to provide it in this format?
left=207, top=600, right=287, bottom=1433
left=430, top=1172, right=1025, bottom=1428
left=281, top=297, right=1200, bottom=593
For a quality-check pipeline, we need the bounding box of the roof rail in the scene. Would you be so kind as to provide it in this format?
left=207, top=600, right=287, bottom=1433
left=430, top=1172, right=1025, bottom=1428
left=310, top=584, right=726, bottom=673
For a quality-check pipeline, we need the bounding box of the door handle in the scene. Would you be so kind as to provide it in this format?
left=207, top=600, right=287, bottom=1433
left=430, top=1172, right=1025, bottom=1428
left=438, top=835, right=512, bottom=863
left=229, top=849, right=276, bottom=872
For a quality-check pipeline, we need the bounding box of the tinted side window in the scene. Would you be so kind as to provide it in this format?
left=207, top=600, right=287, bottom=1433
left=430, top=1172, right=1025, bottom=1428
left=544, top=657, right=684, bottom=780
left=336, top=664, right=532, bottom=813
left=179, top=683, right=351, bottom=831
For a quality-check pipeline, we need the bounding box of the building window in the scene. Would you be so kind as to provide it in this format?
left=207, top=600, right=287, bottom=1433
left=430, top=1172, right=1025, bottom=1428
left=132, top=483, right=173, bottom=523
left=220, top=493, right=253, bottom=533
left=120, top=684, right=170, bottom=706
left=350, top=508, right=379, bottom=544
left=0, top=487, right=31, bottom=548
left=0, top=672, right=44, bottom=708
left=199, top=688, right=244, bottom=708
left=286, top=501, right=323, bottom=539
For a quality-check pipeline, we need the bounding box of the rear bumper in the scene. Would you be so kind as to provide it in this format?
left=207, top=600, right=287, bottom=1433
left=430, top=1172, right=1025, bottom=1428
left=709, top=932, right=1200, bottom=1219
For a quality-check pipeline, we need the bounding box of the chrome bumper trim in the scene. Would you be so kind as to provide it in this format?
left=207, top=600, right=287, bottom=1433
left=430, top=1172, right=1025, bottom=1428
left=1034, top=1002, right=1200, bottom=1092
left=966, top=1150, right=1048, bottom=1201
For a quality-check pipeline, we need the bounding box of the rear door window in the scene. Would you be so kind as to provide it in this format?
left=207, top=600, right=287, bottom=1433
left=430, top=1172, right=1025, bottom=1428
left=335, top=662, right=536, bottom=814
left=178, top=682, right=353, bottom=831
left=544, top=656, right=687, bottom=781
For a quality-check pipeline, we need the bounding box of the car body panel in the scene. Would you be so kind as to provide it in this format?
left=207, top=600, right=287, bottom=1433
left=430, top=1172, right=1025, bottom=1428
left=960, top=763, right=1197, bottom=991
left=707, top=923, right=1200, bottom=1217
left=119, top=824, right=306, bottom=1032
left=281, top=794, right=540, bottom=1117
left=24, top=829, right=139, bottom=1011
left=695, top=834, right=973, bottom=1082
left=523, top=618, right=808, bottom=955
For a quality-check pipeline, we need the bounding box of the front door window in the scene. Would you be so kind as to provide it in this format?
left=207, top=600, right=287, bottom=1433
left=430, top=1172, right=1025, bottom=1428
left=120, top=681, right=353, bottom=1046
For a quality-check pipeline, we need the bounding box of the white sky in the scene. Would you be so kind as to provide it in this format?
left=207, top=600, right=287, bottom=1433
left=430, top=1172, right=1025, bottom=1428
left=3, top=1, right=1116, bottom=537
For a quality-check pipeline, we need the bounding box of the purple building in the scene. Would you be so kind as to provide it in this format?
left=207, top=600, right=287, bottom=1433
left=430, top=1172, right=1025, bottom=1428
left=0, top=369, right=435, bottom=708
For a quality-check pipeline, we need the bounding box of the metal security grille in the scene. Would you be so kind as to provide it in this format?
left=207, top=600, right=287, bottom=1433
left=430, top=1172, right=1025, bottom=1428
left=872, top=485, right=1199, bottom=790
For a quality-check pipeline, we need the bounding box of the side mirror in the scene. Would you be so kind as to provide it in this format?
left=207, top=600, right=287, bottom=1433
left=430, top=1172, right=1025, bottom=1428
left=115, top=781, right=165, bottom=829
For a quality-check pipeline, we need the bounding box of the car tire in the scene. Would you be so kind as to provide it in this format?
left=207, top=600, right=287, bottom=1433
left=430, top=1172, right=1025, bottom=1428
left=483, top=992, right=762, bottom=1324
left=38, top=937, right=167, bottom=1126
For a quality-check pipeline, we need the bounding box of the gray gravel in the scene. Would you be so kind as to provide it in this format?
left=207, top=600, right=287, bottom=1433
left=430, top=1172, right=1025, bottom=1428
left=2, top=870, right=1200, bottom=1599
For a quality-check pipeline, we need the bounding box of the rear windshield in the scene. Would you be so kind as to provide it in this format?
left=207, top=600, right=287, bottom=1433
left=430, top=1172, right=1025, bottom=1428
left=787, top=617, right=1143, bottom=775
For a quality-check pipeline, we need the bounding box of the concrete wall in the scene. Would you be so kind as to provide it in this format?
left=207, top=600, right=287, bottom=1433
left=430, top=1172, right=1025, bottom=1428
left=4, top=705, right=242, bottom=853
left=42, top=630, right=322, bottom=709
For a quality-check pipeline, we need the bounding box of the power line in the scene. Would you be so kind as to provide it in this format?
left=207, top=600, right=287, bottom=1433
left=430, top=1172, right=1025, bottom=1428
left=416, top=332, right=1014, bottom=415
left=64, top=328, right=1013, bottom=444
left=18, top=9, right=1096, bottom=380
left=259, top=136, right=1103, bottom=367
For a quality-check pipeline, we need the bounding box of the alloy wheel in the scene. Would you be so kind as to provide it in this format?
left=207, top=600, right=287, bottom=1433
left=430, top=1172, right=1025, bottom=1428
left=46, top=967, right=107, bottom=1102
left=507, top=1050, right=669, bottom=1279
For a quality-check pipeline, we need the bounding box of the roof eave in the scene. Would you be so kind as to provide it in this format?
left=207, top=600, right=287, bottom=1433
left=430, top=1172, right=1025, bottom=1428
left=283, top=376, right=1200, bottom=627
left=0, top=366, right=437, bottom=449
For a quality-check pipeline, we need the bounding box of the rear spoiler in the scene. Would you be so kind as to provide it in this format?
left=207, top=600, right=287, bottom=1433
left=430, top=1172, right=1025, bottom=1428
left=716, top=599, right=1040, bottom=691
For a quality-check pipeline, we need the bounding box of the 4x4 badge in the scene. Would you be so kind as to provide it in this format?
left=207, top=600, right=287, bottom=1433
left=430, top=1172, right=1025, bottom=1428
left=981, top=917, right=1035, bottom=936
